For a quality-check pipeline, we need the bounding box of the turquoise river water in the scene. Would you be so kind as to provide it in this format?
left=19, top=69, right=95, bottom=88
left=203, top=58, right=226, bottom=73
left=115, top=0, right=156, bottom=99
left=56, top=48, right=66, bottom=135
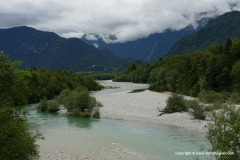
left=27, top=88, right=215, bottom=160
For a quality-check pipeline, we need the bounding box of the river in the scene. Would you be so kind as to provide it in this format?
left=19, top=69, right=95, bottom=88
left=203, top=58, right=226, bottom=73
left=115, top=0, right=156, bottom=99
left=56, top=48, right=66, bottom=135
left=27, top=82, right=215, bottom=160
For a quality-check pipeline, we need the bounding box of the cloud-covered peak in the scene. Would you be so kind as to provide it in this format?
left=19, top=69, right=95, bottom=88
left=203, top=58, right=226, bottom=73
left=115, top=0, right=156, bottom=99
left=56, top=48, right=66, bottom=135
left=0, top=0, right=239, bottom=42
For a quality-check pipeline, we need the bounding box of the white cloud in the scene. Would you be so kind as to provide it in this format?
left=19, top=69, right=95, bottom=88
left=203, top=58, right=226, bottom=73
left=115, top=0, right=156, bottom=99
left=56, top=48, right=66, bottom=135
left=0, top=0, right=239, bottom=42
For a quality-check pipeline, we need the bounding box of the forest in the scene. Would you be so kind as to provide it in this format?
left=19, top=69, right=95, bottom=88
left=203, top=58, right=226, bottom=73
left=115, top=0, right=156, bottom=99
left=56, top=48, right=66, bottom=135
left=114, top=38, right=240, bottom=100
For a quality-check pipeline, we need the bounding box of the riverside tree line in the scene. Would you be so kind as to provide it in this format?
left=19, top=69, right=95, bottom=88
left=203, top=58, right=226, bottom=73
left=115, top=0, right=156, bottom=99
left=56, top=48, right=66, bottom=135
left=113, top=38, right=240, bottom=160
left=114, top=39, right=240, bottom=102
left=0, top=51, right=102, bottom=159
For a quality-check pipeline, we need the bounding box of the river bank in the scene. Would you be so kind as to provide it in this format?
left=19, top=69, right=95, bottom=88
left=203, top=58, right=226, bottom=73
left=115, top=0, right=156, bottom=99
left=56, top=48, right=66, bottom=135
left=94, top=80, right=208, bottom=132
left=33, top=80, right=213, bottom=160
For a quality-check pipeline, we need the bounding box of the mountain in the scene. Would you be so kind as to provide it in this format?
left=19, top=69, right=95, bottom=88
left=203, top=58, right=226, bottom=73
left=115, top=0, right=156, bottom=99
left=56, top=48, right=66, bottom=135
left=0, top=26, right=124, bottom=71
left=82, top=26, right=196, bottom=62
left=168, top=11, right=240, bottom=55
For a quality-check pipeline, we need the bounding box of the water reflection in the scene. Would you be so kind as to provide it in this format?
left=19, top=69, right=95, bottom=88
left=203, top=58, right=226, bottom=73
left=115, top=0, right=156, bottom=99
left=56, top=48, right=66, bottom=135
left=66, top=115, right=95, bottom=129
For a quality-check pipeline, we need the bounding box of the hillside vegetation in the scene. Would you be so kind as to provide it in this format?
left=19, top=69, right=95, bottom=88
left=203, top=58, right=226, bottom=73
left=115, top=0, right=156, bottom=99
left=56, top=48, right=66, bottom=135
left=168, top=11, right=240, bottom=55
left=114, top=38, right=240, bottom=98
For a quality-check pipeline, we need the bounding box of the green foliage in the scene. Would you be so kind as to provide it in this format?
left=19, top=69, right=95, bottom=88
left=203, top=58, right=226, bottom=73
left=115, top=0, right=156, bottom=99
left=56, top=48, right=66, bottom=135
left=0, top=108, right=39, bottom=160
left=207, top=105, right=240, bottom=160
left=113, top=63, right=151, bottom=83
left=227, top=92, right=240, bottom=104
left=185, top=100, right=206, bottom=120
left=47, top=100, right=60, bottom=113
left=27, top=70, right=101, bottom=103
left=0, top=51, right=39, bottom=159
left=198, top=91, right=240, bottom=105
left=96, top=101, right=103, bottom=108
left=0, top=51, right=29, bottom=107
left=36, top=98, right=48, bottom=112
left=129, top=89, right=146, bottom=93
left=164, top=94, right=187, bottom=113
left=0, top=52, right=15, bottom=107
left=92, top=72, right=116, bottom=80
left=92, top=108, right=100, bottom=119
left=57, top=89, right=98, bottom=117
left=205, top=103, right=223, bottom=112
left=56, top=89, right=72, bottom=105
left=198, top=90, right=229, bottom=104
left=168, top=11, right=240, bottom=55
left=231, top=60, right=240, bottom=90
left=114, top=38, right=240, bottom=99
left=185, top=100, right=199, bottom=110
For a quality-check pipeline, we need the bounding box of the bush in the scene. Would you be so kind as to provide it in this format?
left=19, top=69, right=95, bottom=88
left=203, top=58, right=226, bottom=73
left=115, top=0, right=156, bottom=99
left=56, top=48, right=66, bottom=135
left=207, top=105, right=240, bottom=160
left=47, top=100, right=60, bottom=113
left=185, top=100, right=206, bottom=120
left=59, top=89, right=98, bottom=117
left=96, top=101, right=103, bottom=108
left=204, top=103, right=222, bottom=112
left=164, top=94, right=187, bottom=113
left=227, top=92, right=240, bottom=104
left=198, top=90, right=228, bottom=104
left=36, top=98, right=48, bottom=112
left=92, top=108, right=100, bottom=119
left=56, top=89, right=71, bottom=105
left=129, top=89, right=146, bottom=93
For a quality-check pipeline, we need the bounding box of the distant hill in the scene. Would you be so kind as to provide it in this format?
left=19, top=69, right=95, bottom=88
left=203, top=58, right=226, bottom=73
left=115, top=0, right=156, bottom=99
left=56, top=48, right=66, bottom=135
left=82, top=26, right=197, bottom=62
left=0, top=26, right=124, bottom=71
left=168, top=11, right=240, bottom=55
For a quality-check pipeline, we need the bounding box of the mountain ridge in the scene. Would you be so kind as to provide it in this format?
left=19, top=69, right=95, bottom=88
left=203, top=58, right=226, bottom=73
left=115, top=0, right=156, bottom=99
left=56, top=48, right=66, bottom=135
left=0, top=26, right=124, bottom=71
left=168, top=11, right=240, bottom=55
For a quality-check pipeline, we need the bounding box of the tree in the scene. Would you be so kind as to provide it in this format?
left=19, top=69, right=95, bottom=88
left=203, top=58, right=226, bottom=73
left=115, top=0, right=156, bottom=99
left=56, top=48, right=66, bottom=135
left=47, top=99, right=60, bottom=113
left=57, top=88, right=98, bottom=117
left=126, top=63, right=137, bottom=73
left=207, top=105, right=240, bottom=160
left=0, top=51, right=39, bottom=160
left=0, top=108, right=39, bottom=160
left=0, top=52, right=15, bottom=107
left=231, top=60, right=240, bottom=90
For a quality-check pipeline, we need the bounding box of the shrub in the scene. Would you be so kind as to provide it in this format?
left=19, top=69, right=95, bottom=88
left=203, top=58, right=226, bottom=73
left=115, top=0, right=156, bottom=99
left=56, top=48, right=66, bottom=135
left=164, top=93, right=187, bottom=113
left=36, top=98, right=48, bottom=112
left=47, top=100, right=60, bottom=113
left=227, top=92, right=240, bottom=104
left=185, top=100, right=206, bottom=120
left=198, top=90, right=228, bottom=104
left=92, top=108, right=100, bottom=119
left=185, top=99, right=198, bottom=110
left=204, top=103, right=222, bottom=112
left=207, top=105, right=240, bottom=160
left=96, top=101, right=103, bottom=108
left=59, top=90, right=98, bottom=117
left=129, top=89, right=146, bottom=93
left=56, top=89, right=71, bottom=105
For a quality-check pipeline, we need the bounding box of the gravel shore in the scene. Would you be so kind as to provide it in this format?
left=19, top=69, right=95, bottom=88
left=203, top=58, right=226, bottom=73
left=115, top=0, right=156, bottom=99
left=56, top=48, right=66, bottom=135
left=39, top=80, right=208, bottom=160
left=94, top=80, right=208, bottom=133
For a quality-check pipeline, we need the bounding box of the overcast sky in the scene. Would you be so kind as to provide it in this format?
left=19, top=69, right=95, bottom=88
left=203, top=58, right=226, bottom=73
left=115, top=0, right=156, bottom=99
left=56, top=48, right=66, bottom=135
left=0, top=0, right=239, bottom=42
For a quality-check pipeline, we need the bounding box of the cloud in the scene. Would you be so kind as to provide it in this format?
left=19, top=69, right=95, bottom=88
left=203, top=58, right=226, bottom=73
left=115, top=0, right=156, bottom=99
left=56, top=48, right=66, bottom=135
left=0, top=0, right=239, bottom=42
